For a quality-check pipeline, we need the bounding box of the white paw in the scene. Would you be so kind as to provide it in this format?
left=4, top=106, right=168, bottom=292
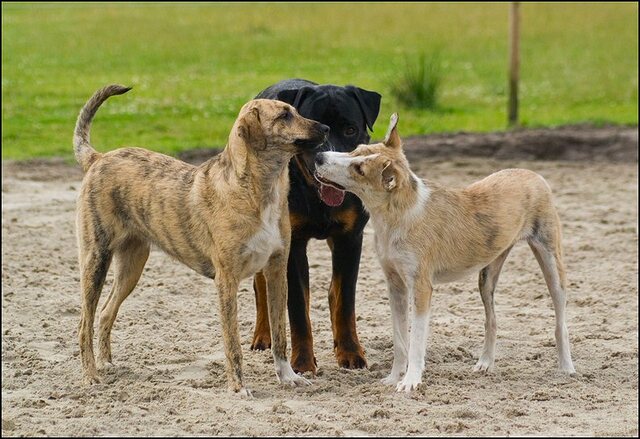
left=559, top=363, right=576, bottom=375
left=381, top=373, right=403, bottom=386
left=276, top=360, right=311, bottom=387
left=473, top=356, right=494, bottom=373
left=396, top=376, right=421, bottom=393
left=278, top=369, right=311, bottom=387
left=235, top=387, right=253, bottom=398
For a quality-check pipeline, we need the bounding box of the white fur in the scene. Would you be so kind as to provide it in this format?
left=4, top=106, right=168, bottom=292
left=406, top=175, right=430, bottom=220
left=274, top=357, right=310, bottom=387
left=324, top=152, right=379, bottom=170
left=241, top=193, right=283, bottom=279
left=374, top=179, right=437, bottom=392
left=381, top=274, right=409, bottom=386
left=397, top=310, right=431, bottom=392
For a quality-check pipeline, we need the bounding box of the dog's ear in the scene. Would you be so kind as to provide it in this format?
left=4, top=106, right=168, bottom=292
left=381, top=160, right=399, bottom=191
left=237, top=106, right=267, bottom=150
left=383, top=113, right=401, bottom=150
left=346, top=85, right=382, bottom=132
left=276, top=86, right=315, bottom=108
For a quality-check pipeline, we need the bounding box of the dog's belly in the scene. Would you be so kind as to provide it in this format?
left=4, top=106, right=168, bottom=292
left=433, top=264, right=486, bottom=284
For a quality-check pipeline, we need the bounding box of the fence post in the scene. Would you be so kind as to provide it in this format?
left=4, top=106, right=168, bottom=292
left=508, top=2, right=520, bottom=127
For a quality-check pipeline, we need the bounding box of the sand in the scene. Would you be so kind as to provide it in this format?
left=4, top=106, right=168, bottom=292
left=2, top=127, right=638, bottom=436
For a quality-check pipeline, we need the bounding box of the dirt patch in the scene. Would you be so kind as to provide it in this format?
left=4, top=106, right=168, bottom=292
left=175, top=124, right=639, bottom=165
left=402, top=124, right=638, bottom=162
left=2, top=126, right=638, bottom=436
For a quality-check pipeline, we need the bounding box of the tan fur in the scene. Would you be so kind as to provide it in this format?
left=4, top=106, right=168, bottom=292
left=75, top=84, right=327, bottom=395
left=316, top=113, right=576, bottom=392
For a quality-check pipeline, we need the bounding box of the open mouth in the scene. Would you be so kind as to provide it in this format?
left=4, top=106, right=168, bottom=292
left=294, top=133, right=326, bottom=150
left=314, top=172, right=346, bottom=207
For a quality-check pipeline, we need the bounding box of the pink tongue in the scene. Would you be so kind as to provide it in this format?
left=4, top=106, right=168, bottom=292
left=320, top=183, right=346, bottom=207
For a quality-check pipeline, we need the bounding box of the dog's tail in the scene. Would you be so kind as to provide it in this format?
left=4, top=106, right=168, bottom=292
left=73, top=84, right=132, bottom=172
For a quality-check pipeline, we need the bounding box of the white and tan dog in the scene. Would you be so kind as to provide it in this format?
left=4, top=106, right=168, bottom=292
left=314, top=114, right=576, bottom=392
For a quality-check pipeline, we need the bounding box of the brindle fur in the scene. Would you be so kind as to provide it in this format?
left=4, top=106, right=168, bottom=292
left=75, top=85, right=327, bottom=395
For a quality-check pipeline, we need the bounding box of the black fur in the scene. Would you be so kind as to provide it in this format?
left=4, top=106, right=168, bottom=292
left=255, top=79, right=381, bottom=368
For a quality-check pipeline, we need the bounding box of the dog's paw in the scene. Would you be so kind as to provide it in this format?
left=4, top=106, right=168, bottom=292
left=277, top=359, right=311, bottom=387
left=83, top=372, right=102, bottom=385
left=336, top=347, right=367, bottom=370
left=396, top=376, right=421, bottom=393
left=559, top=363, right=576, bottom=376
left=381, top=373, right=402, bottom=386
left=250, top=333, right=271, bottom=351
left=96, top=358, right=115, bottom=370
left=278, top=371, right=311, bottom=387
left=291, top=352, right=317, bottom=376
left=473, top=357, right=495, bottom=373
left=235, top=387, right=254, bottom=398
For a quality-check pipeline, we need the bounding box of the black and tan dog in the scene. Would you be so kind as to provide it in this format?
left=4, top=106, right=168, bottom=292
left=250, top=79, right=381, bottom=374
left=74, top=85, right=328, bottom=395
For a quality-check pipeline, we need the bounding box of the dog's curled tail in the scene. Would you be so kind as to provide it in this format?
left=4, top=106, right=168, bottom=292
left=73, top=84, right=132, bottom=172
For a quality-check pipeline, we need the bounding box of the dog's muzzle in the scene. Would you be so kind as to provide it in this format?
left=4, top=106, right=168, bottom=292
left=294, top=123, right=329, bottom=150
left=313, top=154, right=346, bottom=207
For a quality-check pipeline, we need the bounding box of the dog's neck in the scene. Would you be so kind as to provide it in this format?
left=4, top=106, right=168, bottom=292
left=369, top=173, right=430, bottom=230
left=219, top=134, right=290, bottom=206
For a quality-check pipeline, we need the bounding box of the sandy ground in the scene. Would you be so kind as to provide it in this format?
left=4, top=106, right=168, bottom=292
left=2, top=129, right=638, bottom=436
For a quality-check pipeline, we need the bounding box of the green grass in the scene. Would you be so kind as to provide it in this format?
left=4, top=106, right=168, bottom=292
left=2, top=2, right=638, bottom=160
left=390, top=52, right=442, bottom=110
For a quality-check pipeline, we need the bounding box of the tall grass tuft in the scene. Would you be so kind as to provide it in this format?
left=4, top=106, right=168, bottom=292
left=390, top=52, right=442, bottom=110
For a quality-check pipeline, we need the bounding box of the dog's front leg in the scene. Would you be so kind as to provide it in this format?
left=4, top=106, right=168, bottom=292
left=264, top=251, right=311, bottom=387
left=397, top=276, right=433, bottom=393
left=215, top=272, right=250, bottom=397
left=381, top=267, right=409, bottom=386
left=327, top=234, right=367, bottom=369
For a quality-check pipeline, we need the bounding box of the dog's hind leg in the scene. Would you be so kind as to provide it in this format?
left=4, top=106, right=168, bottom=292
left=286, top=239, right=316, bottom=374
left=528, top=213, right=575, bottom=374
left=265, top=251, right=310, bottom=387
left=97, top=238, right=150, bottom=369
left=250, top=272, right=271, bottom=350
left=77, top=230, right=113, bottom=384
left=473, top=246, right=512, bottom=373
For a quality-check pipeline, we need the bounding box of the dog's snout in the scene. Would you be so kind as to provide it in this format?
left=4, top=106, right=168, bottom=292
left=319, top=124, right=329, bottom=135
left=315, top=153, right=326, bottom=166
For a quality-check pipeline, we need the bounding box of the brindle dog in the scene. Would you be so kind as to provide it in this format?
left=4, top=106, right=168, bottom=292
left=74, top=85, right=328, bottom=396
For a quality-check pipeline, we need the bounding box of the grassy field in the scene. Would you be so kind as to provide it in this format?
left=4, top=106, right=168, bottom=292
left=2, top=2, right=637, bottom=160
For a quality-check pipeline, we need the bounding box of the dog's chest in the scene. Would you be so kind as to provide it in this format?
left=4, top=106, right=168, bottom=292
left=374, top=223, right=418, bottom=282
left=242, top=200, right=283, bottom=278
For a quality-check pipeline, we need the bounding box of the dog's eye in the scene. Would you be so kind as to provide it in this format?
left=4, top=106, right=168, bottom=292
left=278, top=111, right=292, bottom=121
left=344, top=126, right=357, bottom=137
left=353, top=162, right=365, bottom=176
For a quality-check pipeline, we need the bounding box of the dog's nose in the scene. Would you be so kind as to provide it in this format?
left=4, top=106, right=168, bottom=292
left=319, top=124, right=329, bottom=135
left=315, top=153, right=326, bottom=166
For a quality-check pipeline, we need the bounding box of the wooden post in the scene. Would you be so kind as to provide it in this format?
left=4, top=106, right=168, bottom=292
left=508, top=2, right=520, bottom=127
